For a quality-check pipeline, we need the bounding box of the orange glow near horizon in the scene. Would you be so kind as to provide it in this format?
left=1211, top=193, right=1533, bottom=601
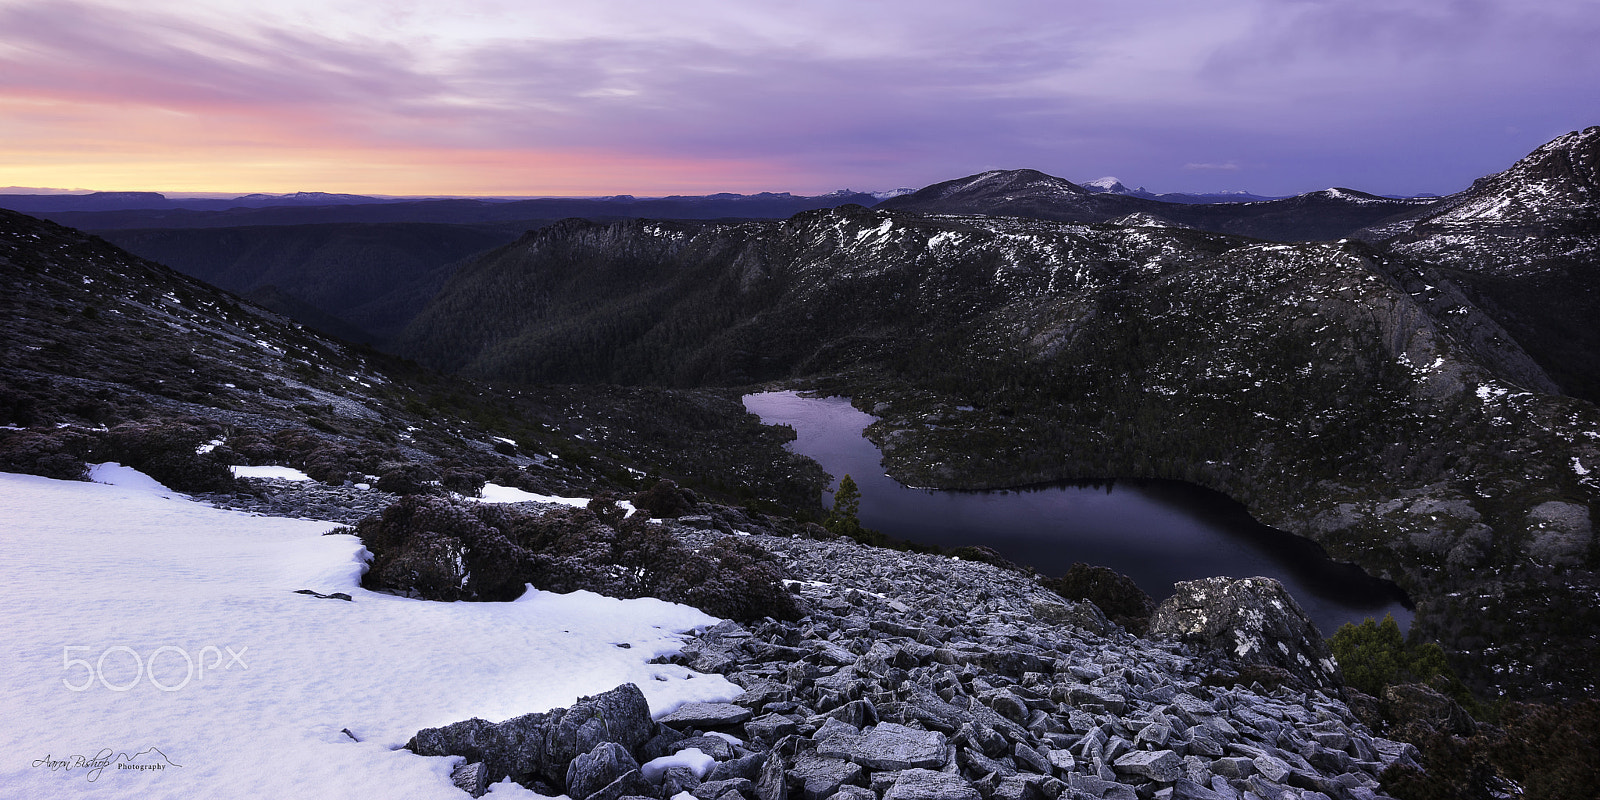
left=1, top=145, right=802, bottom=197
left=0, top=98, right=807, bottom=197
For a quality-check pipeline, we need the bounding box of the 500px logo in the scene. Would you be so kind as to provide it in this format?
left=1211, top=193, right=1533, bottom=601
left=62, top=645, right=248, bottom=692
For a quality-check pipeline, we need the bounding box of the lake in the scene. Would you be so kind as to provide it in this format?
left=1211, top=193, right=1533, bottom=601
left=743, top=390, right=1413, bottom=636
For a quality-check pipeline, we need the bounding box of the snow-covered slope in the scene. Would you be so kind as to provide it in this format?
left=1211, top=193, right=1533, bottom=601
left=0, top=469, right=736, bottom=798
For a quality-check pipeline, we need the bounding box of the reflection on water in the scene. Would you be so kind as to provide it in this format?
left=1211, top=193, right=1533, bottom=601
left=744, top=390, right=1412, bottom=635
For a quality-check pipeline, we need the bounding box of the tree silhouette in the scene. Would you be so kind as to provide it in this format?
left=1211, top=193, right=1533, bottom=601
left=824, top=474, right=863, bottom=538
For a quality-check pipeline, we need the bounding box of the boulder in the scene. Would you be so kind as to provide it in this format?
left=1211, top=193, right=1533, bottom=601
left=788, top=752, right=865, bottom=800
left=451, top=761, right=489, bottom=798
left=660, top=702, right=756, bottom=729
left=1113, top=749, right=1181, bottom=782
left=1148, top=576, right=1343, bottom=692
left=407, top=683, right=657, bottom=789
left=882, top=768, right=983, bottom=800
left=818, top=722, right=949, bottom=771
left=566, top=742, right=641, bottom=800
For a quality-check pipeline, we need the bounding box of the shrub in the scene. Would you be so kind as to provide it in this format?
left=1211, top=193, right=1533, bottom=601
left=1330, top=614, right=1469, bottom=705
left=93, top=420, right=236, bottom=492
left=1381, top=700, right=1600, bottom=800
left=0, top=428, right=90, bottom=481
left=632, top=479, right=700, bottom=518
left=1042, top=562, right=1156, bottom=634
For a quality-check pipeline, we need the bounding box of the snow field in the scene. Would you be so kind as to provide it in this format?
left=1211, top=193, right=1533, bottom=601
left=0, top=470, right=739, bottom=799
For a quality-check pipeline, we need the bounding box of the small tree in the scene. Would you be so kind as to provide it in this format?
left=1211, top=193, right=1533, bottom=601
left=1329, top=614, right=1468, bottom=707
left=825, top=475, right=861, bottom=533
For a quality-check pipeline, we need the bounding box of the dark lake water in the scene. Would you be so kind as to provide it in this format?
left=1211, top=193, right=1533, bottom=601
left=743, top=390, right=1412, bottom=636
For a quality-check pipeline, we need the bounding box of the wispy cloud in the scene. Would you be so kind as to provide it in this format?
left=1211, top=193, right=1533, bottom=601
left=0, top=0, right=1596, bottom=195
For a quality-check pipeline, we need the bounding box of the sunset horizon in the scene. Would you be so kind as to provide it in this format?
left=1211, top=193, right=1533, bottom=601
left=4, top=1, right=1597, bottom=199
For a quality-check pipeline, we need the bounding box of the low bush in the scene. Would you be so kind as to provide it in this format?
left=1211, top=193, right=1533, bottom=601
left=1329, top=614, right=1470, bottom=707
left=632, top=479, right=700, bottom=518
left=93, top=420, right=236, bottom=492
left=1042, top=562, right=1156, bottom=634
left=0, top=428, right=90, bottom=480
left=1382, top=700, right=1600, bottom=800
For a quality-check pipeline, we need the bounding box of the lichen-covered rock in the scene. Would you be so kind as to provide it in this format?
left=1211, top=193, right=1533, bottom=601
left=882, top=768, right=982, bottom=800
left=1148, top=576, right=1343, bottom=692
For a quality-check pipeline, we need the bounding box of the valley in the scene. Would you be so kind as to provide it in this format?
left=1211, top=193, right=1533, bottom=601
left=2, top=125, right=1598, bottom=800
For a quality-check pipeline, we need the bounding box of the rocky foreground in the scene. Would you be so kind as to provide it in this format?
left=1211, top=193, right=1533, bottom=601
left=403, top=515, right=1417, bottom=800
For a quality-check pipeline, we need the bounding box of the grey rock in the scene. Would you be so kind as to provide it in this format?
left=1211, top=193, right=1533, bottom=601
left=1112, top=749, right=1182, bottom=783
left=451, top=761, right=489, bottom=798
left=994, top=774, right=1046, bottom=800
left=882, top=768, right=983, bottom=800
left=820, top=699, right=879, bottom=729
left=849, top=723, right=950, bottom=771
left=1148, top=577, right=1342, bottom=693
left=1066, top=685, right=1128, bottom=714
left=709, top=751, right=767, bottom=782
left=756, top=753, right=788, bottom=800
left=408, top=682, right=655, bottom=788
left=580, top=769, right=653, bottom=800
left=986, top=690, right=1030, bottom=723
left=1067, top=773, right=1138, bottom=800
left=1209, top=757, right=1254, bottom=779
left=1169, top=777, right=1227, bottom=800
left=832, top=787, right=876, bottom=800
left=567, top=742, right=641, bottom=800
left=663, top=765, right=703, bottom=796
left=789, top=753, right=865, bottom=800
left=697, top=778, right=757, bottom=800
left=674, top=735, right=737, bottom=762
left=1251, top=753, right=1292, bottom=783
left=747, top=713, right=802, bottom=744
left=1045, top=747, right=1075, bottom=774
left=814, top=718, right=861, bottom=743
left=957, top=745, right=1017, bottom=778
left=662, top=703, right=756, bottom=728
left=956, top=722, right=1010, bottom=758
left=1012, top=743, right=1051, bottom=775
left=1137, top=722, right=1173, bottom=748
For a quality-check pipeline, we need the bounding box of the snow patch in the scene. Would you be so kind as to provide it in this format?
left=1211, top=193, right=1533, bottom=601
left=0, top=471, right=737, bottom=798
left=231, top=465, right=315, bottom=481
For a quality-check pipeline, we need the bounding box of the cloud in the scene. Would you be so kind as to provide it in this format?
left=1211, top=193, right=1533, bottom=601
left=0, top=0, right=1596, bottom=195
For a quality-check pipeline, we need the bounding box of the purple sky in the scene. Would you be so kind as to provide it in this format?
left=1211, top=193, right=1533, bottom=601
left=2, top=0, right=1597, bottom=196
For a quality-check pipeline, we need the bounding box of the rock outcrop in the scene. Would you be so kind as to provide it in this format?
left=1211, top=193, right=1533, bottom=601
left=1149, top=577, right=1344, bottom=694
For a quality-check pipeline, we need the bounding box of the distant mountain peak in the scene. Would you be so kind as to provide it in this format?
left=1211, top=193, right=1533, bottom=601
left=1083, top=177, right=1142, bottom=194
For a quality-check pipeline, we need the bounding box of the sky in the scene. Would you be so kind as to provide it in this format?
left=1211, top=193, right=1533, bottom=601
left=1, top=0, right=1597, bottom=197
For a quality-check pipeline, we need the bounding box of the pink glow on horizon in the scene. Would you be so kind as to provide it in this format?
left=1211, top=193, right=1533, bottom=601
left=2, top=0, right=1598, bottom=197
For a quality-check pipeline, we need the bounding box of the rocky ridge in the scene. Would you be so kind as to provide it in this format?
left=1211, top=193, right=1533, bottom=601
left=412, top=519, right=1417, bottom=800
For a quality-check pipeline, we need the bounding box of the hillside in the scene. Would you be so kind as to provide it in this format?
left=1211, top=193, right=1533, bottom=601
left=96, top=222, right=526, bottom=345
left=1361, top=125, right=1600, bottom=403
left=396, top=202, right=1599, bottom=699
left=0, top=208, right=826, bottom=513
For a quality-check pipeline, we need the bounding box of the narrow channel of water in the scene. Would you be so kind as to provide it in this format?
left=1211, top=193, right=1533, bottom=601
left=743, top=390, right=1412, bottom=636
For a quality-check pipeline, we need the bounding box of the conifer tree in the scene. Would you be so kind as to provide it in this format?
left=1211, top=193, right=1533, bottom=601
left=825, top=474, right=862, bottom=537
